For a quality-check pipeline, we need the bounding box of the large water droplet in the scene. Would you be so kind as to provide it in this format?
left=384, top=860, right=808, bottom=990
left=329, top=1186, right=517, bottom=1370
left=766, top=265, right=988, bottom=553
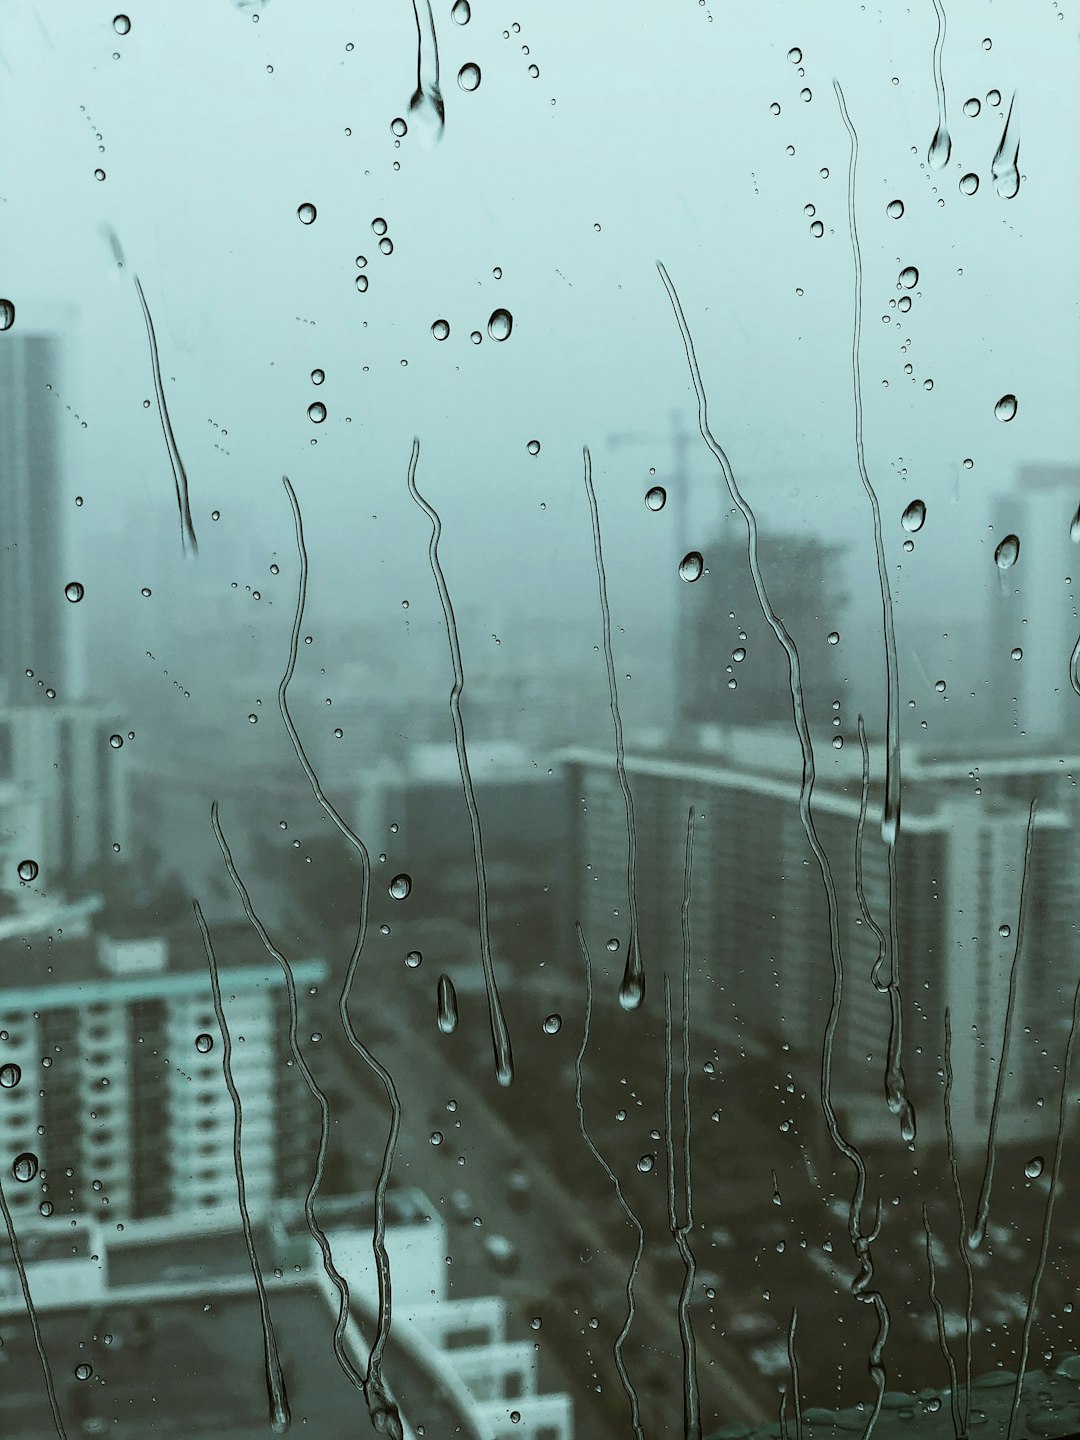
left=451, top=0, right=470, bottom=21
left=389, top=873, right=412, bottom=900
left=542, top=1014, right=562, bottom=1034
left=928, top=123, right=952, bottom=170
left=959, top=172, right=979, bottom=195
left=113, top=14, right=131, bottom=34
left=17, top=859, right=39, bottom=882
left=488, top=308, right=513, bottom=341
left=405, top=951, right=423, bottom=968
left=431, top=319, right=450, bottom=341
left=391, top=117, right=408, bottom=137
left=297, top=202, right=317, bottom=225
left=1024, top=1155, right=1044, bottom=1179
left=994, top=534, right=1020, bottom=569
left=0, top=300, right=14, bottom=330
left=75, top=1363, right=93, bottom=1381
left=308, top=402, right=327, bottom=424
left=636, top=1154, right=655, bottom=1173
left=994, top=393, right=1017, bottom=422
left=679, top=551, right=704, bottom=583
left=963, top=96, right=981, bottom=117
left=618, top=970, right=644, bottom=1010
left=0, top=1064, right=22, bottom=1089
left=12, top=1152, right=39, bottom=1183
left=458, top=62, right=481, bottom=92
left=437, top=974, right=459, bottom=1034
left=991, top=94, right=1021, bottom=199
left=65, top=581, right=85, bottom=603
left=901, top=499, right=926, bottom=533
left=899, top=266, right=919, bottom=289
left=195, top=1033, right=214, bottom=1054
left=886, top=199, right=904, bottom=219
left=645, top=486, right=667, bottom=511
left=787, top=47, right=802, bottom=64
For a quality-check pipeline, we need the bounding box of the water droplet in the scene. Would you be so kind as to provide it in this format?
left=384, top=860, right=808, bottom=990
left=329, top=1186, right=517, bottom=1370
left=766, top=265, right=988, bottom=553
left=679, top=551, right=704, bottom=583
left=0, top=1064, right=21, bottom=1089
left=112, top=13, right=131, bottom=33
left=527, top=439, right=541, bottom=456
left=12, top=1152, right=38, bottom=1183
left=606, top=938, right=620, bottom=952
left=431, top=318, right=450, bottom=341
left=886, top=199, right=904, bottom=219
left=389, top=873, right=412, bottom=900
left=928, top=123, right=952, bottom=170
left=65, top=581, right=85, bottom=603
left=618, top=971, right=644, bottom=1011
left=787, top=47, right=802, bottom=64
left=986, top=88, right=1001, bottom=106
left=75, top=1363, right=93, bottom=1381
left=379, top=237, right=394, bottom=256
left=899, top=266, right=919, bottom=289
left=998, top=923, right=1012, bottom=940
left=542, top=1014, right=562, bottom=1035
left=983, top=37, right=992, bottom=50
left=248, top=713, right=258, bottom=724
left=308, top=402, right=327, bottom=424
left=108, top=734, right=124, bottom=750
left=457, top=62, right=481, bottom=92
left=827, top=630, right=840, bottom=645
left=959, top=172, right=979, bottom=195
left=644, top=486, right=666, bottom=511
left=809, top=220, right=824, bottom=238
left=17, top=859, right=39, bottom=883
left=451, top=0, right=471, bottom=22
left=0, top=300, right=14, bottom=330
left=429, top=1130, right=443, bottom=1146
left=391, top=117, right=408, bottom=137
left=356, top=275, right=369, bottom=293
left=470, top=330, right=482, bottom=344
left=405, top=951, right=422, bottom=969
left=963, top=97, right=981, bottom=117
left=934, top=679, right=947, bottom=694
left=195, top=1033, right=214, bottom=1053
left=1024, top=1156, right=1044, bottom=1179
left=1070, top=506, right=1080, bottom=544
left=94, top=168, right=106, bottom=182
left=897, top=295, right=912, bottom=313
left=311, top=369, right=325, bottom=385
left=371, top=217, right=388, bottom=237
left=39, top=1200, right=53, bottom=1217
left=994, top=393, right=1017, bottom=422
left=991, top=94, right=1021, bottom=199
left=1010, top=647, right=1023, bottom=661
left=297, top=202, right=317, bottom=225
left=488, top=308, right=513, bottom=341
left=636, top=1154, right=655, bottom=1173
left=800, top=87, right=811, bottom=103
left=437, top=974, right=459, bottom=1034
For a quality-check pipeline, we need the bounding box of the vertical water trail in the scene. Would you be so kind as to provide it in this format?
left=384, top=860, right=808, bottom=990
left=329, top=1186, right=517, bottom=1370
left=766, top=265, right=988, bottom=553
left=927, top=0, right=952, bottom=169
left=1006, top=968, right=1080, bottom=1440
left=787, top=1308, right=804, bottom=1440
left=834, top=80, right=915, bottom=1144
left=405, top=439, right=514, bottom=1085
left=573, top=923, right=646, bottom=1440
left=779, top=1387, right=790, bottom=1440
left=943, top=1009, right=974, bottom=1434
left=212, top=807, right=402, bottom=1434
left=921, top=1202, right=963, bottom=1439
left=673, top=807, right=701, bottom=1439
left=408, top=0, right=445, bottom=140
left=657, top=261, right=890, bottom=1427
left=970, top=798, right=1038, bottom=1250
left=133, top=275, right=198, bottom=554
left=855, top=717, right=888, bottom=992
left=991, top=93, right=1021, bottom=200
left=582, top=443, right=644, bottom=1010
left=0, top=1179, right=67, bottom=1438
left=277, top=476, right=403, bottom=1427
left=1069, top=633, right=1080, bottom=697
left=194, top=899, right=292, bottom=1434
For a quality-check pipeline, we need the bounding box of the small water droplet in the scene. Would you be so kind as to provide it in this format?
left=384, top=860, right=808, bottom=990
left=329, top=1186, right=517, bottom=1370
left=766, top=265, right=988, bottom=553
left=488, top=308, right=513, bottom=341
left=310, top=369, right=325, bottom=385
left=404, top=951, right=422, bottom=969
left=429, top=1130, right=443, bottom=1146
left=810, top=220, right=824, bottom=238
left=679, top=551, right=704, bottom=583
left=800, top=87, right=811, bottom=102
left=934, top=679, right=947, bottom=694
left=999, top=923, right=1012, bottom=939
left=391, top=116, right=408, bottom=137
left=827, top=630, right=840, bottom=645
left=12, top=1152, right=38, bottom=1183
left=886, top=199, right=904, bottom=219
left=994, top=393, right=1017, bottom=423
left=526, top=439, right=541, bottom=456
left=389, top=873, right=412, bottom=900
left=0, top=1064, right=22, bottom=1089
left=356, top=275, right=369, bottom=293
left=0, top=299, right=14, bottom=331
left=451, top=0, right=471, bottom=22
left=986, top=88, right=1001, bottom=106
left=372, top=217, right=388, bottom=236
left=928, top=123, right=952, bottom=170
left=470, top=330, right=482, bottom=344
left=308, top=402, right=327, bottom=424
left=458, top=62, right=481, bottom=92
left=379, top=237, right=394, bottom=256
left=982, top=37, right=992, bottom=50
left=963, top=97, right=981, bottom=117
left=65, top=581, right=85, bottom=603
left=542, top=1014, right=562, bottom=1035
left=112, top=14, right=131, bottom=33
left=1010, top=647, right=1023, bottom=661
left=959, top=172, right=979, bottom=195
left=1025, top=1155, right=1044, bottom=1179
left=75, top=1363, right=93, bottom=1381
left=899, top=266, right=919, bottom=289
left=437, top=974, right=459, bottom=1034
left=636, top=1154, right=655, bottom=1173
left=248, top=713, right=259, bottom=724
left=17, top=859, right=39, bottom=882
left=430, top=318, right=450, bottom=341
left=297, top=202, right=317, bottom=225
left=606, top=938, right=620, bottom=952
left=732, top=647, right=746, bottom=662
left=787, top=47, right=802, bottom=64
left=644, top=486, right=667, bottom=511
left=107, top=734, right=124, bottom=750
left=94, top=168, right=106, bottom=182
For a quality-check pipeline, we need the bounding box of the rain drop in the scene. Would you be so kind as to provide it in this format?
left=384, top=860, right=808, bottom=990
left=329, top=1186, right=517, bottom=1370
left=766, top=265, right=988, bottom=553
left=606, top=938, right=620, bottom=952
left=827, top=631, right=840, bottom=645
left=787, top=47, right=802, bottom=64
left=437, top=975, right=459, bottom=1034
left=108, top=734, right=123, bottom=749
left=391, top=117, right=408, bottom=137
left=526, top=440, right=541, bottom=456
left=195, top=1034, right=214, bottom=1054
left=679, top=551, right=704, bottom=583
left=431, top=319, right=450, bottom=341
left=371, top=217, right=388, bottom=236
left=963, top=97, right=981, bottom=117
left=75, top=1364, right=93, bottom=1381
left=886, top=199, right=904, bottom=219
left=1070, top=505, right=1080, bottom=543
left=12, top=1152, right=38, bottom=1183
left=113, top=14, right=131, bottom=33
left=809, top=220, right=824, bottom=238
left=0, top=1064, right=21, bottom=1089
left=542, top=1014, right=562, bottom=1035
left=994, top=535, right=1020, bottom=568
left=928, top=123, right=952, bottom=170
left=899, top=266, right=919, bottom=289
left=311, top=369, right=325, bottom=385
left=389, top=873, right=412, bottom=900
left=1024, top=1156, right=1044, bottom=1180
left=65, top=581, right=85, bottom=603
left=297, top=203, right=317, bottom=225
left=0, top=300, right=13, bottom=330
left=405, top=951, right=423, bottom=969
left=636, top=1154, right=655, bottom=1173
left=355, top=275, right=369, bottom=293
left=488, top=308, right=513, bottom=341
left=645, top=486, right=666, bottom=511
left=17, top=859, right=39, bottom=882
left=308, top=402, right=327, bottom=424
left=458, top=63, right=481, bottom=92
left=959, top=173, right=979, bottom=195
left=994, top=394, right=1017, bottom=422
left=1010, top=647, right=1023, bottom=661
left=451, top=0, right=471, bottom=22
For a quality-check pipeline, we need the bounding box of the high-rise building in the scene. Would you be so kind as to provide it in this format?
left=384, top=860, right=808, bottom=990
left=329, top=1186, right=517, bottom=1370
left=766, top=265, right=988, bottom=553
left=0, top=918, right=325, bottom=1225
left=0, top=331, right=65, bottom=707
